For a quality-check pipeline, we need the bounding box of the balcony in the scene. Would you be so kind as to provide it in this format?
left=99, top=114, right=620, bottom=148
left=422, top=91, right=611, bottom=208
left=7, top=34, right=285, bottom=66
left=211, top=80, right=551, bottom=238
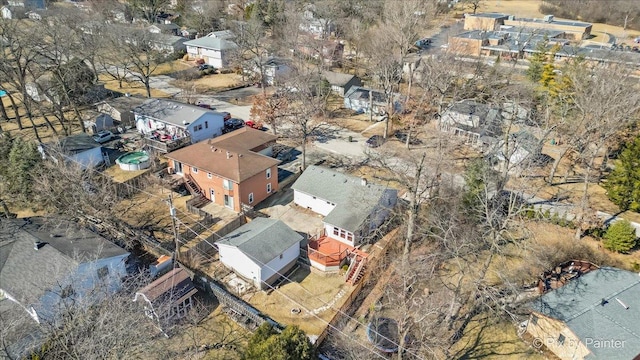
left=143, top=134, right=191, bottom=153
left=307, top=236, right=353, bottom=270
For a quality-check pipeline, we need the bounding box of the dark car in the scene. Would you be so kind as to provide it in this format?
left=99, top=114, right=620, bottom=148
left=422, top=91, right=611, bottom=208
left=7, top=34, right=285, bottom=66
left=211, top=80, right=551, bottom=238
left=198, top=64, right=213, bottom=71
left=224, top=118, right=244, bottom=130
left=394, top=131, right=422, bottom=145
left=365, top=135, right=385, bottom=148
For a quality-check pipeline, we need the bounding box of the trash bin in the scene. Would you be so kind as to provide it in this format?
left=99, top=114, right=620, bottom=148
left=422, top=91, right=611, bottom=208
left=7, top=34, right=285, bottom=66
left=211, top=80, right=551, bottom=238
left=348, top=136, right=353, bottom=142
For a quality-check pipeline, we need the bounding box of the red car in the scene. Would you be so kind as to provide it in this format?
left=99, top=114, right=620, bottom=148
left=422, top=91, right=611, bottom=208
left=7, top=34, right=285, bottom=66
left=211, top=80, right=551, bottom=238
left=245, top=121, right=262, bottom=129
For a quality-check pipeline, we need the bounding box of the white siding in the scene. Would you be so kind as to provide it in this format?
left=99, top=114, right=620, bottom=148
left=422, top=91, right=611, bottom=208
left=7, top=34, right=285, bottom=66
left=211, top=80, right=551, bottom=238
left=70, top=147, right=104, bottom=168
left=260, top=242, right=300, bottom=283
left=323, top=223, right=356, bottom=247
left=293, top=190, right=336, bottom=216
left=187, top=113, right=225, bottom=143
left=218, top=244, right=262, bottom=287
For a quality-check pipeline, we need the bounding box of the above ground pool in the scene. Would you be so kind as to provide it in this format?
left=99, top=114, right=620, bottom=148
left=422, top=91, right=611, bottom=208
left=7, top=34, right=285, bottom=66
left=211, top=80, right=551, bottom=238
left=366, top=317, right=400, bottom=353
left=116, top=151, right=150, bottom=171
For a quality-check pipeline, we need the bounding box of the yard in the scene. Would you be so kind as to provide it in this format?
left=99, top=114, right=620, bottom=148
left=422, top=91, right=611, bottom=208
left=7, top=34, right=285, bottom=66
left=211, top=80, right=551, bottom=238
left=246, top=267, right=351, bottom=337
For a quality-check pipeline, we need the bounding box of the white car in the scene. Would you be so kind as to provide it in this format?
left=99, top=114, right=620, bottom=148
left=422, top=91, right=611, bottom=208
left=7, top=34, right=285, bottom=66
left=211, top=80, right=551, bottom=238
left=92, top=131, right=114, bottom=144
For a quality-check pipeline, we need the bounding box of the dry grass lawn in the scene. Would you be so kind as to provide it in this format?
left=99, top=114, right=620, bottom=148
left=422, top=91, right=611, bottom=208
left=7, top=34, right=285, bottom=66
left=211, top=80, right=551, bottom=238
left=99, top=75, right=171, bottom=98
left=171, top=73, right=245, bottom=94
left=152, top=60, right=192, bottom=76
left=246, top=268, right=350, bottom=336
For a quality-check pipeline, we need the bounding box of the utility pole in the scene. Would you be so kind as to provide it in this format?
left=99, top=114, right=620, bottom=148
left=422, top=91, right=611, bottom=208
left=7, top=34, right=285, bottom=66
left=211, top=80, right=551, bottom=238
left=168, top=194, right=179, bottom=259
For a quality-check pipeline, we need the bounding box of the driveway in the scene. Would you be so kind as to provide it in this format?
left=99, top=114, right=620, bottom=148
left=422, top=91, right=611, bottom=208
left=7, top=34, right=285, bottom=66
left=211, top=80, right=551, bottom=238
left=257, top=188, right=325, bottom=237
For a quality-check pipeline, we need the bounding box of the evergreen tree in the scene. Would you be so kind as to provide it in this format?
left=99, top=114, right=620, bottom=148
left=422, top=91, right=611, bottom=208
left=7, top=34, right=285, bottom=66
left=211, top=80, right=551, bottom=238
left=603, top=220, right=638, bottom=253
left=243, top=324, right=314, bottom=360
left=5, top=137, right=42, bottom=202
left=604, top=137, right=640, bottom=212
left=526, top=40, right=549, bottom=83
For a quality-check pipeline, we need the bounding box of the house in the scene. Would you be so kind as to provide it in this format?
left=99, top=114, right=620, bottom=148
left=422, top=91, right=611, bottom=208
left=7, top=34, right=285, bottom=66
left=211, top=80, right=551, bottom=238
left=526, top=267, right=640, bottom=359
left=207, top=30, right=235, bottom=40
left=0, top=217, right=130, bottom=324
left=495, top=130, right=542, bottom=167
left=343, top=86, right=402, bottom=115
left=84, top=113, right=114, bottom=135
left=181, top=28, right=198, bottom=39
left=96, top=95, right=147, bottom=127
left=133, top=267, right=198, bottom=325
left=217, top=218, right=303, bottom=290
left=295, top=38, right=344, bottom=66
left=184, top=36, right=238, bottom=69
left=1, top=5, right=26, bottom=19
left=292, top=166, right=397, bottom=248
left=152, top=34, right=187, bottom=54
left=38, top=133, right=106, bottom=168
left=134, top=98, right=226, bottom=152
left=165, top=127, right=280, bottom=212
left=260, top=57, right=293, bottom=85
left=148, top=23, right=180, bottom=36
left=299, top=4, right=334, bottom=39
left=439, top=100, right=503, bottom=148
left=322, top=70, right=362, bottom=97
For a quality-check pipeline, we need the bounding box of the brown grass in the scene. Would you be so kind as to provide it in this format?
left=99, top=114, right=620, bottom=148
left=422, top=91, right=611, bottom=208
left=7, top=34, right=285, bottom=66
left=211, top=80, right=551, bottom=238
left=152, top=60, right=192, bottom=76
left=100, top=75, right=171, bottom=98
left=246, top=268, right=350, bottom=336
left=171, top=73, right=245, bottom=93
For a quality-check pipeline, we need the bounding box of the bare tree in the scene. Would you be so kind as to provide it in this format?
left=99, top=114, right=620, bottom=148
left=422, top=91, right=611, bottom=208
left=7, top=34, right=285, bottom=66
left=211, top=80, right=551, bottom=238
left=231, top=18, right=272, bottom=94
left=127, top=0, right=171, bottom=23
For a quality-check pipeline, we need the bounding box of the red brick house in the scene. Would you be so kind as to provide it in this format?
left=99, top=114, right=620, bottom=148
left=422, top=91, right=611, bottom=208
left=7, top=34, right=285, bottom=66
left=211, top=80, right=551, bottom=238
left=165, top=128, right=280, bottom=212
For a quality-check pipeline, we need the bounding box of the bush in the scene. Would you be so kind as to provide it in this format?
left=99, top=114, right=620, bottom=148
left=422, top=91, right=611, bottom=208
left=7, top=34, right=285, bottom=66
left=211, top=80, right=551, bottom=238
left=219, top=68, right=234, bottom=74
left=603, top=220, right=638, bottom=253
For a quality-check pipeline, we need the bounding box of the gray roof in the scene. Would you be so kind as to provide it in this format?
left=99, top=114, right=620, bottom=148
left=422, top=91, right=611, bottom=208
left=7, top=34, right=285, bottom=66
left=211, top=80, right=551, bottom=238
left=291, top=166, right=393, bottom=232
left=53, top=133, right=100, bottom=154
left=184, top=36, right=238, bottom=50
left=0, top=218, right=129, bottom=306
left=529, top=267, right=640, bottom=359
left=467, top=12, right=508, bottom=19
left=444, top=100, right=503, bottom=138
left=133, top=98, right=223, bottom=128
left=344, top=86, right=387, bottom=104
left=217, top=218, right=302, bottom=265
left=322, top=70, right=357, bottom=87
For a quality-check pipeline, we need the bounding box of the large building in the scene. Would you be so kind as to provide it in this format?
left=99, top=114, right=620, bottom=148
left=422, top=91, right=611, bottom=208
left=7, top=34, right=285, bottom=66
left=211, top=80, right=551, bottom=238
left=463, top=13, right=592, bottom=40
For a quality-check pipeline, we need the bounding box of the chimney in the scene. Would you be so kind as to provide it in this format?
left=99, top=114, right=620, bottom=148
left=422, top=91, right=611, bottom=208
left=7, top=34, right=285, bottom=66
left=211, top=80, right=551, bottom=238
left=361, top=178, right=367, bottom=186
left=34, top=242, right=46, bottom=251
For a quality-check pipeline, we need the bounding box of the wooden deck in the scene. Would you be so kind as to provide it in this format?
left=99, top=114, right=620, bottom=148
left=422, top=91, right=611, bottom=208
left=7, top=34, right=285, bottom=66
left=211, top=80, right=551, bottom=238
left=307, top=236, right=368, bottom=267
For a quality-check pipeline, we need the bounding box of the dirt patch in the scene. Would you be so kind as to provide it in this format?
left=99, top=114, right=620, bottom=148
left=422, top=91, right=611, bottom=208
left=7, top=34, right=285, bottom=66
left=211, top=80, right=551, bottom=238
left=100, top=76, right=171, bottom=98
left=245, top=267, right=350, bottom=336
left=172, top=73, right=245, bottom=94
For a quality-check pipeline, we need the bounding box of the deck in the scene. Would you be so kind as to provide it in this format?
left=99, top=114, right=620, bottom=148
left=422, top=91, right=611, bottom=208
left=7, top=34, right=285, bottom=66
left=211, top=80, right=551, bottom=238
left=307, top=236, right=368, bottom=269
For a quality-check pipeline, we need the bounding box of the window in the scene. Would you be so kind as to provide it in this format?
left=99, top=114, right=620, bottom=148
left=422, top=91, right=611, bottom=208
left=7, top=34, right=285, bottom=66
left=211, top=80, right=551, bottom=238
left=347, top=233, right=354, bottom=242
left=192, top=167, right=198, bottom=174
left=266, top=168, right=271, bottom=179
left=557, top=334, right=565, bottom=346
left=97, top=266, right=109, bottom=279
left=333, top=227, right=339, bottom=236
left=248, top=193, right=254, bottom=203
left=61, top=285, right=74, bottom=298
left=531, top=315, right=538, bottom=326
left=327, top=201, right=331, bottom=205
left=223, top=179, right=232, bottom=190
left=267, top=183, right=272, bottom=193
left=279, top=254, right=283, bottom=259
left=313, top=196, right=317, bottom=200
left=207, top=172, right=212, bottom=179
left=205, top=121, right=208, bottom=129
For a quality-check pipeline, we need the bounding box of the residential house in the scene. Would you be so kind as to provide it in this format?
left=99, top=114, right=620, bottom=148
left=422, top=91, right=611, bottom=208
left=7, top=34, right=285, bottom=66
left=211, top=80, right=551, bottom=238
left=246, top=57, right=293, bottom=86
left=148, top=23, right=180, bottom=36
left=84, top=113, right=114, bottom=135
left=96, top=95, right=147, bottom=127
left=495, top=130, right=542, bottom=167
left=165, top=127, right=280, bottom=212
left=343, top=86, right=402, bottom=115
left=207, top=30, right=235, bottom=40
left=134, top=98, right=226, bottom=152
left=38, top=133, right=106, bottom=168
left=184, top=36, right=238, bottom=69
left=296, top=38, right=344, bottom=66
left=439, top=100, right=503, bottom=148
left=292, top=166, right=397, bottom=248
left=152, top=34, right=187, bottom=54
left=322, top=70, right=362, bottom=97
left=0, top=217, right=130, bottom=324
left=217, top=218, right=303, bottom=290
left=526, top=267, right=640, bottom=359
left=299, top=4, right=334, bottom=39
left=134, top=267, right=197, bottom=325
left=181, top=28, right=198, bottom=39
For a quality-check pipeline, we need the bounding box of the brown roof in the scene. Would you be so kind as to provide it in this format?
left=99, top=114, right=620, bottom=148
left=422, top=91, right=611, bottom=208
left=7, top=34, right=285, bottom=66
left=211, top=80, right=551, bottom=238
left=166, top=128, right=280, bottom=183
left=137, top=267, right=197, bottom=304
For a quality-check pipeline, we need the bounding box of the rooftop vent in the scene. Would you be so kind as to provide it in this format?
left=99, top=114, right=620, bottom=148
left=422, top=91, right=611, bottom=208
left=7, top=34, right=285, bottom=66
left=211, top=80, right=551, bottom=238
left=615, top=298, right=629, bottom=310
left=601, top=298, right=608, bottom=306
left=34, top=241, right=46, bottom=251
left=361, top=178, right=367, bottom=186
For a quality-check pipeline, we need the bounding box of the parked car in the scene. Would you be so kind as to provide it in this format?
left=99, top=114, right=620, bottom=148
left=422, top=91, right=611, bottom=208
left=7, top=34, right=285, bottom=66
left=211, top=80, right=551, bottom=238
left=365, top=135, right=385, bottom=148
left=394, top=131, right=422, bottom=145
left=245, top=120, right=263, bottom=130
left=221, top=112, right=231, bottom=121
left=224, top=118, right=244, bottom=130
left=92, top=130, right=114, bottom=144
left=197, top=103, right=214, bottom=109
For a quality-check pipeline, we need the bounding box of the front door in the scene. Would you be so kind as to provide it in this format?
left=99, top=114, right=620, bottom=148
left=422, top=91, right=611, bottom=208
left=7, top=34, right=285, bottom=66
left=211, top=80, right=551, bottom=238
left=174, top=161, right=183, bottom=174
left=224, top=195, right=233, bottom=209
left=209, top=188, right=215, bottom=202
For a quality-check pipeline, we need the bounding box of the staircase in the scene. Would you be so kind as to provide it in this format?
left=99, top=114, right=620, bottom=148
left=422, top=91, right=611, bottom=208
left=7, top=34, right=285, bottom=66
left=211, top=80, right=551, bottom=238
left=345, top=255, right=366, bottom=285
left=184, top=173, right=203, bottom=197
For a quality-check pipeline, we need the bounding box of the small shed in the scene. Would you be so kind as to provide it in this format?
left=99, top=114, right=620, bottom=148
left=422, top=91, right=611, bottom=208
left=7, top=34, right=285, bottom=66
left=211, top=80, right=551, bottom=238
left=84, top=113, right=114, bottom=134
left=217, top=218, right=303, bottom=290
left=133, top=267, right=197, bottom=323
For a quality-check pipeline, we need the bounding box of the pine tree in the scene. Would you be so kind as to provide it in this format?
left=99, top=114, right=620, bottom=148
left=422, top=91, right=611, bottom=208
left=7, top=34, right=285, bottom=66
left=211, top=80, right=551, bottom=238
left=243, top=324, right=315, bottom=360
left=604, top=137, right=640, bottom=212
left=526, top=41, right=549, bottom=83
left=603, top=220, right=638, bottom=253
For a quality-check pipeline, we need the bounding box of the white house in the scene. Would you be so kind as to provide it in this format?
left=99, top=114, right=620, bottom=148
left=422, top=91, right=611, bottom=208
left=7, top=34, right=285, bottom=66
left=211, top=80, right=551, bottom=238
left=322, top=70, right=362, bottom=97
left=38, top=133, right=106, bottom=168
left=291, top=166, right=397, bottom=247
left=133, top=98, right=225, bottom=152
left=152, top=34, right=187, bottom=54
left=0, top=217, right=130, bottom=324
left=343, top=86, right=402, bottom=115
left=439, top=100, right=503, bottom=148
left=299, top=4, right=334, bottom=39
left=216, top=218, right=303, bottom=290
left=184, top=36, right=238, bottom=68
